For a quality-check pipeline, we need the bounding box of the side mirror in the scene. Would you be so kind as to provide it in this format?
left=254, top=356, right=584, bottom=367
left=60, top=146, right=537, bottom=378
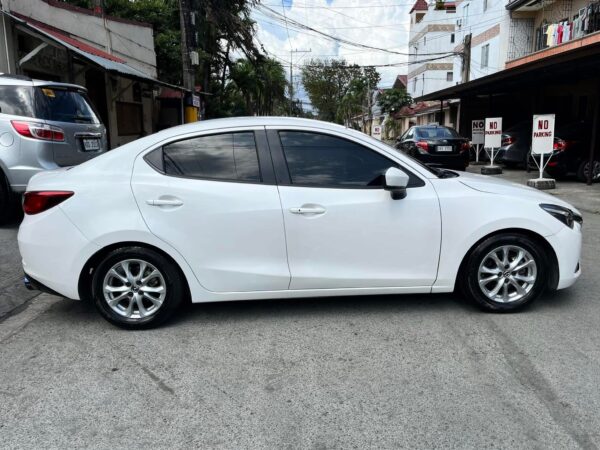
left=384, top=167, right=409, bottom=200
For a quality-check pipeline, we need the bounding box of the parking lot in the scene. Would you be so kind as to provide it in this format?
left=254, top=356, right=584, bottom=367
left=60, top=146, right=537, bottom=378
left=1, top=169, right=600, bottom=449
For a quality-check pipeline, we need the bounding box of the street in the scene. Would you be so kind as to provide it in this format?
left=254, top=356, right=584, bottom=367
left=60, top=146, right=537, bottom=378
left=0, top=170, right=599, bottom=449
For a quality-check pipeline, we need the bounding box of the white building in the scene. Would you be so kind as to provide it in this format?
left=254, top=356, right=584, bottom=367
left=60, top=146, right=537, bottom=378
left=407, top=0, right=458, bottom=99
left=452, top=0, right=511, bottom=83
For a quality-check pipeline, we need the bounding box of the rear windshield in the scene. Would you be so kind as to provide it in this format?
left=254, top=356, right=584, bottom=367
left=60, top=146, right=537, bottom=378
left=0, top=85, right=35, bottom=117
left=416, top=127, right=459, bottom=139
left=35, top=87, right=101, bottom=124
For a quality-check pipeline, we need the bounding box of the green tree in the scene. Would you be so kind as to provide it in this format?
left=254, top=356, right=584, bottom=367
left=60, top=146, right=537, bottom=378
left=216, top=57, right=287, bottom=117
left=61, top=0, right=263, bottom=117
left=377, top=88, right=412, bottom=115
left=301, top=59, right=380, bottom=125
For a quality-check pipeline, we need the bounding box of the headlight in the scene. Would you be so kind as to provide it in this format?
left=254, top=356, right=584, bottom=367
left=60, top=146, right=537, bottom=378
left=540, top=203, right=583, bottom=228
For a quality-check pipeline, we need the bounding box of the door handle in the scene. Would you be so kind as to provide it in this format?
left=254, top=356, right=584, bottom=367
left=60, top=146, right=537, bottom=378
left=146, top=199, right=184, bottom=207
left=289, top=205, right=326, bottom=215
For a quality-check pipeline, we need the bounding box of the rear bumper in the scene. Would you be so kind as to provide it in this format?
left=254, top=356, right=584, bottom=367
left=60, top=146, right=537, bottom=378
left=23, top=273, right=64, bottom=297
left=18, top=205, right=100, bottom=300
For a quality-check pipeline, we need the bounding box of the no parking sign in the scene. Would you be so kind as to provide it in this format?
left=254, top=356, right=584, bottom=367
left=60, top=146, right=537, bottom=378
left=531, top=114, right=555, bottom=155
left=484, top=117, right=502, bottom=148
left=471, top=119, right=485, bottom=145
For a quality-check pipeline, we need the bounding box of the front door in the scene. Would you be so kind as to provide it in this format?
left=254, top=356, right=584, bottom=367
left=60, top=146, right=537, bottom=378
left=267, top=129, right=441, bottom=290
left=131, top=129, right=290, bottom=292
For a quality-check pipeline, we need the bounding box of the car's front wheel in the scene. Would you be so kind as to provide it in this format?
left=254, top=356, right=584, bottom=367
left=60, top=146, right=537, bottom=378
left=461, top=234, right=548, bottom=312
left=91, top=247, right=184, bottom=329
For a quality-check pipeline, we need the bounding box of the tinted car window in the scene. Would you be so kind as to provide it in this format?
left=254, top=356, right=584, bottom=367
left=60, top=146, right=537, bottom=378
left=0, top=85, right=35, bottom=117
left=417, top=127, right=459, bottom=138
left=35, top=87, right=100, bottom=124
left=279, top=131, right=395, bottom=188
left=162, top=132, right=261, bottom=182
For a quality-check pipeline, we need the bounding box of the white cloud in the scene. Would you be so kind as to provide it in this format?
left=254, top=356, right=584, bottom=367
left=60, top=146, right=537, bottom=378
left=252, top=0, right=413, bottom=101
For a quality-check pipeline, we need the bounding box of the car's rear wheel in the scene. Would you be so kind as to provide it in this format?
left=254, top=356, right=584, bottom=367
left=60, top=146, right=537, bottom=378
left=461, top=234, right=548, bottom=312
left=92, top=247, right=184, bottom=329
left=577, top=159, right=600, bottom=183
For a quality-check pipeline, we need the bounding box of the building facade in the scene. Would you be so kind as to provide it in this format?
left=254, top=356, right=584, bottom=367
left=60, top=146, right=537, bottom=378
left=407, top=0, right=458, bottom=99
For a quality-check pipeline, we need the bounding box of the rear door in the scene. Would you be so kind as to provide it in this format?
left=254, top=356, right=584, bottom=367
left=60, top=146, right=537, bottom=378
left=35, top=86, right=107, bottom=166
left=131, top=128, right=290, bottom=293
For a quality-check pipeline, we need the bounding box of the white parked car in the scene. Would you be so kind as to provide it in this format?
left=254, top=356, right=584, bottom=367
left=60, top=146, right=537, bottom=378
left=18, top=117, right=582, bottom=329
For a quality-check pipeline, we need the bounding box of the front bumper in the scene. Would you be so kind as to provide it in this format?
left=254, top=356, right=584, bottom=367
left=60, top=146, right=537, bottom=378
left=546, top=222, right=582, bottom=290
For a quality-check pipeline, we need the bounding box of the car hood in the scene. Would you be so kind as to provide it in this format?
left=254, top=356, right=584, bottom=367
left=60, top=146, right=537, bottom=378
left=456, top=171, right=580, bottom=214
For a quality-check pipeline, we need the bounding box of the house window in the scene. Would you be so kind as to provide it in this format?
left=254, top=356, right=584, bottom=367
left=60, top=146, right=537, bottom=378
left=450, top=33, right=455, bottom=43
left=424, top=35, right=427, bottom=46
left=481, top=44, right=490, bottom=68
left=463, top=3, right=469, bottom=26
left=446, top=72, right=453, bottom=82
left=413, top=77, right=417, bottom=91
left=483, top=0, right=488, bottom=11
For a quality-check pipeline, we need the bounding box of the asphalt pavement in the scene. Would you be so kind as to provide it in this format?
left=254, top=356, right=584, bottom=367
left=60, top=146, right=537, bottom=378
left=1, top=170, right=599, bottom=449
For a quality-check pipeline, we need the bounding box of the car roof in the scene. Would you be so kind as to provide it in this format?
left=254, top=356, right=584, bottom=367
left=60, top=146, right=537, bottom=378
left=0, top=74, right=86, bottom=91
left=154, top=116, right=351, bottom=137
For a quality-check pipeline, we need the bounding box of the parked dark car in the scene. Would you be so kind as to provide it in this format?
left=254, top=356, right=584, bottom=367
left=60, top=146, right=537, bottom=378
left=497, top=121, right=531, bottom=168
left=530, top=121, right=598, bottom=182
left=395, top=125, right=470, bottom=170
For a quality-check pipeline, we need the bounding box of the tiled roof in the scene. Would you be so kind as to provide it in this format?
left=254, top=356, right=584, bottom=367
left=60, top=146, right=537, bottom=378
left=409, top=0, right=428, bottom=13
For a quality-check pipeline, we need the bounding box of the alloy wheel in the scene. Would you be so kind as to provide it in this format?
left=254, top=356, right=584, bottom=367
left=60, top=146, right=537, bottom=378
left=477, top=245, right=537, bottom=303
left=102, top=259, right=166, bottom=319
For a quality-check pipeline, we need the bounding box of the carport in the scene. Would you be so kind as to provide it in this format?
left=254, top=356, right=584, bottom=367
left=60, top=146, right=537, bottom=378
left=417, top=32, right=600, bottom=185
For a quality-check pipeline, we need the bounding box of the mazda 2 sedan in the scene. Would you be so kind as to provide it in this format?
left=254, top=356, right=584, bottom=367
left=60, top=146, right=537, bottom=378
left=18, top=118, right=582, bottom=329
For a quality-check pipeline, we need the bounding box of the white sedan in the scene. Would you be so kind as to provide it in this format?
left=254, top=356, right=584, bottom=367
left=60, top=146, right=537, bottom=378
left=18, top=117, right=582, bottom=329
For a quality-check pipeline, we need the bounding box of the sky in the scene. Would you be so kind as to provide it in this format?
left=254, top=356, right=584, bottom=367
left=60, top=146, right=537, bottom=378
left=251, top=0, right=414, bottom=108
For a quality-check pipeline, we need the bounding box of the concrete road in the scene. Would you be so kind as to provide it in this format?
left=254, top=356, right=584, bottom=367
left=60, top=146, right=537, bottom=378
left=1, top=173, right=600, bottom=449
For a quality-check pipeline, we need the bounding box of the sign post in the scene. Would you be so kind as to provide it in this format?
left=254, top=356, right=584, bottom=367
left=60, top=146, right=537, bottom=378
left=527, top=114, right=556, bottom=190
left=482, top=117, right=503, bottom=175
left=471, top=119, right=485, bottom=164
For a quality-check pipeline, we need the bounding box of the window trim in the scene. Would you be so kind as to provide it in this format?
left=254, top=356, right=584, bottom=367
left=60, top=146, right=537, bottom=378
left=266, top=128, right=425, bottom=190
left=143, top=128, right=276, bottom=185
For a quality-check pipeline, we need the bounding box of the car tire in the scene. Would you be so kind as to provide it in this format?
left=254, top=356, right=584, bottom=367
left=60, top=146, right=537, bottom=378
left=460, top=234, right=548, bottom=312
left=91, top=246, right=185, bottom=329
left=576, top=159, right=600, bottom=183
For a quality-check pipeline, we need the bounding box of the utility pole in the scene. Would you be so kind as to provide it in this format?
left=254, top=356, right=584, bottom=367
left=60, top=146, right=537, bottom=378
left=289, top=48, right=311, bottom=116
left=179, top=0, right=197, bottom=123
left=461, top=33, right=472, bottom=84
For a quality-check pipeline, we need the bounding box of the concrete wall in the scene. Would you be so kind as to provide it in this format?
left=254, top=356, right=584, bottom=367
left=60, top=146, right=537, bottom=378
left=5, top=0, right=157, bottom=77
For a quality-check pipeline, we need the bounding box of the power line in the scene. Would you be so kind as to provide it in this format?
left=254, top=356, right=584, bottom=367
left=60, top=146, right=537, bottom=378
left=255, top=5, right=461, bottom=57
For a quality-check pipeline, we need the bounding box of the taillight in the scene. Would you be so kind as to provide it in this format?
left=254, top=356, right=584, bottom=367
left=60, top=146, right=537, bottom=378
left=11, top=120, right=65, bottom=142
left=460, top=141, right=470, bottom=152
left=23, top=191, right=74, bottom=215
left=416, top=140, right=429, bottom=152
left=501, top=136, right=515, bottom=146
left=553, top=139, right=572, bottom=152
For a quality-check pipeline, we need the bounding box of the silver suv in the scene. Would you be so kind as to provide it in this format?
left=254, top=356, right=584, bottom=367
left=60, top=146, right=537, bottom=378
left=0, top=75, right=107, bottom=220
